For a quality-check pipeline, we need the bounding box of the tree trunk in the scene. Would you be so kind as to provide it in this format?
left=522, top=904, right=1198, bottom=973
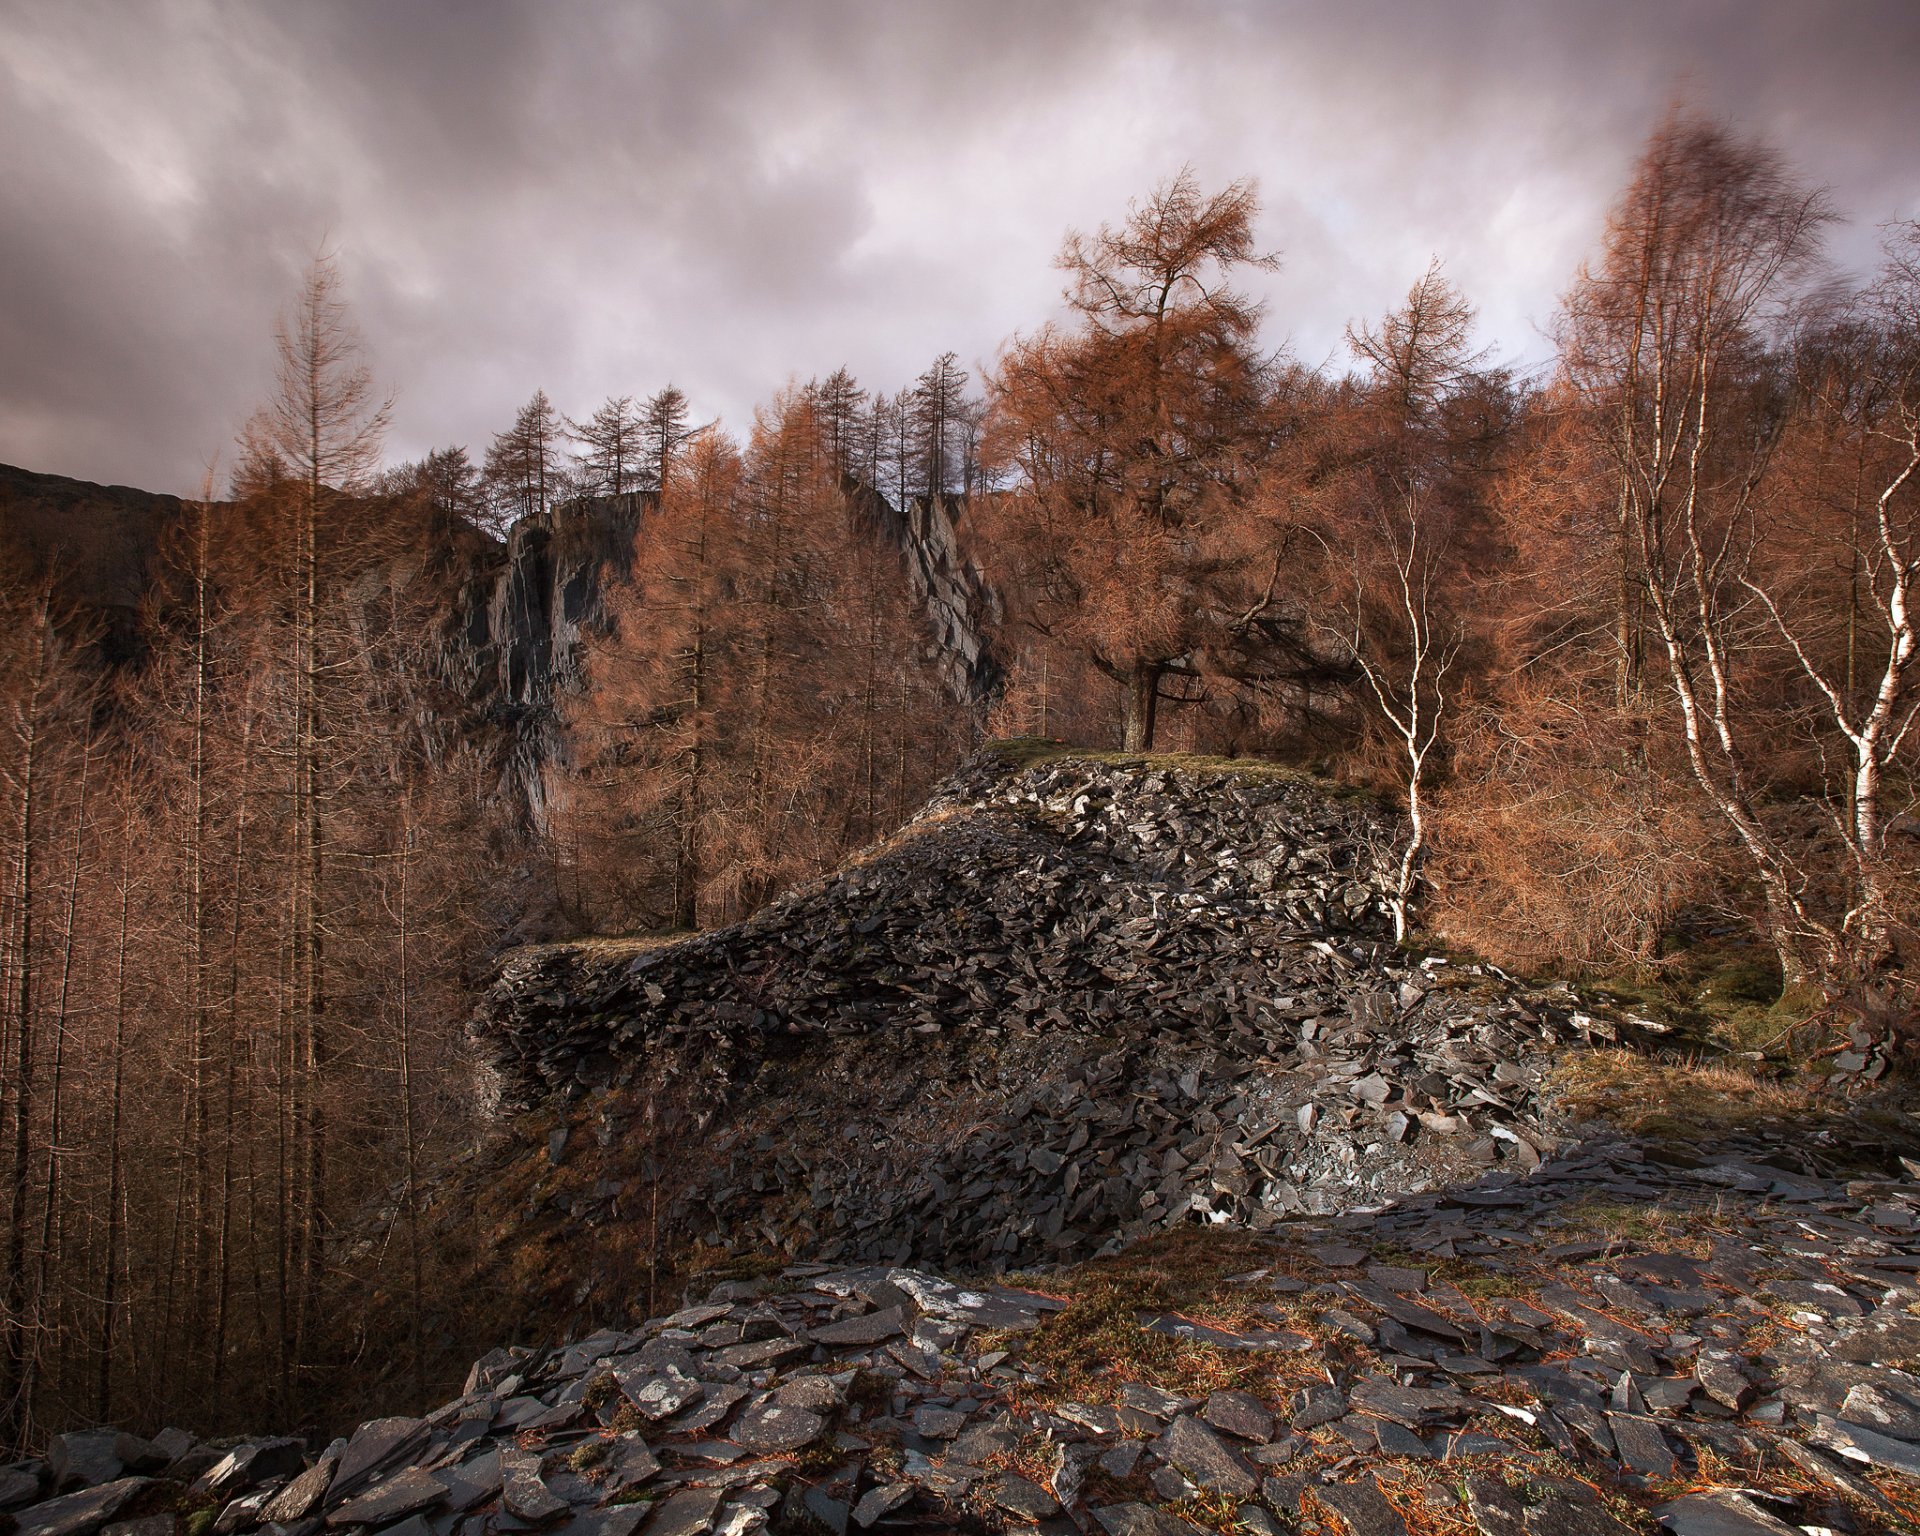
left=1122, top=661, right=1162, bottom=753
left=0, top=600, right=50, bottom=1449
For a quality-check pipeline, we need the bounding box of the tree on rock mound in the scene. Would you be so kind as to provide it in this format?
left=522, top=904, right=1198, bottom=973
left=981, top=169, right=1337, bottom=751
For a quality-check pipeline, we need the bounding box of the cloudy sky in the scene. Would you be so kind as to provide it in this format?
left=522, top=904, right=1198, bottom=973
left=4, top=0, right=1918, bottom=497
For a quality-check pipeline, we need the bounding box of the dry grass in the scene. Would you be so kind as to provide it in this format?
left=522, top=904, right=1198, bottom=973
left=983, top=737, right=1373, bottom=795
left=1009, top=1227, right=1348, bottom=1408
left=1547, top=1048, right=1817, bottom=1137
left=1540, top=1196, right=1718, bottom=1255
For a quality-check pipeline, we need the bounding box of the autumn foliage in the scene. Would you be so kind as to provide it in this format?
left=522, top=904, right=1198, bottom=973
left=4, top=110, right=1920, bottom=1450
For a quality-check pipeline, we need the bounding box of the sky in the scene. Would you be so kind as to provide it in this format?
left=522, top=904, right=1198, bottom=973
left=3, top=0, right=1919, bottom=498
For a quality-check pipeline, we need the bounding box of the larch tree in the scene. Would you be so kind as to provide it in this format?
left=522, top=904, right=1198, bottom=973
left=571, top=396, right=646, bottom=497
left=485, top=389, right=567, bottom=527
left=910, top=352, right=970, bottom=499
left=254, top=250, right=390, bottom=1373
left=983, top=169, right=1281, bottom=751
left=642, top=385, right=696, bottom=494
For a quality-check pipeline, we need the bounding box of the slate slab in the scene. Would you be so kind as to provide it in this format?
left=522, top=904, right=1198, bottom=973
left=1153, top=1415, right=1257, bottom=1499
left=15, top=1478, right=153, bottom=1536
left=1093, top=1505, right=1210, bottom=1536
left=1656, top=1492, right=1800, bottom=1536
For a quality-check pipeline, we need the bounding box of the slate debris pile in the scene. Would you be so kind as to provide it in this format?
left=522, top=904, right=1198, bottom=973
left=475, top=754, right=1415, bottom=1103
left=475, top=754, right=1633, bottom=1270
left=16, top=1124, right=1920, bottom=1536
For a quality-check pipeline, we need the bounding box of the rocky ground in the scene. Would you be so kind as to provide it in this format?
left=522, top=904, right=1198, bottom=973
left=13, top=747, right=1917, bottom=1535
left=470, top=752, right=1638, bottom=1281
left=13, top=1119, right=1920, bottom=1536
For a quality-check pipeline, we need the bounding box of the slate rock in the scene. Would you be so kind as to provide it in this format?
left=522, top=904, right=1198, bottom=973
left=1116, top=1383, right=1194, bottom=1420
left=100, top=1518, right=172, bottom=1536
left=980, top=1473, right=1060, bottom=1521
left=1839, top=1382, right=1920, bottom=1441
left=849, top=1483, right=911, bottom=1528
left=199, top=1438, right=306, bottom=1501
left=800, top=1489, right=848, bottom=1536
left=0, top=1466, right=44, bottom=1510
left=325, top=1468, right=448, bottom=1528
left=1466, top=1474, right=1639, bottom=1536
left=1808, top=1412, right=1920, bottom=1476
left=262, top=1453, right=338, bottom=1524
left=642, top=1487, right=725, bottom=1536
left=910, top=1406, right=966, bottom=1439
left=1153, top=1415, right=1257, bottom=1499
left=1289, top=1385, right=1347, bottom=1429
left=1605, top=1413, right=1678, bottom=1478
left=615, top=1369, right=703, bottom=1421
left=1201, top=1390, right=1273, bottom=1443
left=565, top=1510, right=650, bottom=1536
left=47, top=1434, right=123, bottom=1494
left=1317, top=1477, right=1407, bottom=1536
left=730, top=1403, right=825, bottom=1453
left=332, top=1419, right=428, bottom=1498
left=15, top=1478, right=154, bottom=1536
left=808, top=1308, right=906, bottom=1347
left=1655, top=1493, right=1800, bottom=1536
left=1093, top=1505, right=1210, bottom=1536
left=1693, top=1356, right=1754, bottom=1412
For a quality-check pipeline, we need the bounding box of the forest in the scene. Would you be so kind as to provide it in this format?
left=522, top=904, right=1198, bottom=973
left=2, top=106, right=1918, bottom=1446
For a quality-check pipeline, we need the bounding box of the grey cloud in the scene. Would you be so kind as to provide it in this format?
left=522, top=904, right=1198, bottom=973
left=2, top=0, right=1917, bottom=495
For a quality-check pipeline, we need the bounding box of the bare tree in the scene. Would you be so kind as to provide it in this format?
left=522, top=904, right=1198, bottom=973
left=570, top=396, right=646, bottom=497
left=486, top=390, right=566, bottom=527
left=1560, top=109, right=1835, bottom=976
left=1739, top=224, right=1920, bottom=971
left=255, top=250, right=390, bottom=1367
left=1331, top=263, right=1480, bottom=940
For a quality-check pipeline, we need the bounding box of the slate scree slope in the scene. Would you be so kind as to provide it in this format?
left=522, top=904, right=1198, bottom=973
left=472, top=751, right=1633, bottom=1274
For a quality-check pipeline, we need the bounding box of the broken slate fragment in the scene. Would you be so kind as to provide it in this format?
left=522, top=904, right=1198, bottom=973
left=14, top=1480, right=154, bottom=1536
left=642, top=1486, right=725, bottom=1536
left=324, top=1468, right=448, bottom=1528
left=731, top=1403, right=825, bottom=1453
left=850, top=1483, right=911, bottom=1528
left=808, top=1307, right=907, bottom=1347
left=1201, top=1390, right=1273, bottom=1443
left=1655, top=1491, right=1800, bottom=1536
left=1605, top=1413, right=1679, bottom=1478
left=1153, top=1415, right=1258, bottom=1499
left=1094, top=1504, right=1211, bottom=1536
left=980, top=1473, right=1060, bottom=1522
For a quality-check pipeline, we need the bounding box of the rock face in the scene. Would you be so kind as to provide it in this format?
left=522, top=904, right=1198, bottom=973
left=0, top=464, right=1000, bottom=829
left=441, top=495, right=651, bottom=826
left=472, top=751, right=1633, bottom=1272
left=848, top=482, right=1000, bottom=699
left=444, top=486, right=998, bottom=825
left=16, top=1124, right=1920, bottom=1536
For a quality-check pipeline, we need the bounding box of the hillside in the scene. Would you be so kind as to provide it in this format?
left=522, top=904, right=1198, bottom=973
left=11, top=753, right=1920, bottom=1535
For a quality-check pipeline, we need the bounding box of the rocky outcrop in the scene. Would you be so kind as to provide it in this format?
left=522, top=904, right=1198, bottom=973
left=848, top=482, right=1000, bottom=699
left=441, top=495, right=651, bottom=824
left=472, top=751, right=1638, bottom=1273
left=444, top=485, right=999, bottom=824
left=16, top=1121, right=1920, bottom=1536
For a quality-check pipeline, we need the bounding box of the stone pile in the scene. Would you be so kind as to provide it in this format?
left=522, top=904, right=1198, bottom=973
left=14, top=1123, right=1920, bottom=1536
left=475, top=753, right=1636, bottom=1271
